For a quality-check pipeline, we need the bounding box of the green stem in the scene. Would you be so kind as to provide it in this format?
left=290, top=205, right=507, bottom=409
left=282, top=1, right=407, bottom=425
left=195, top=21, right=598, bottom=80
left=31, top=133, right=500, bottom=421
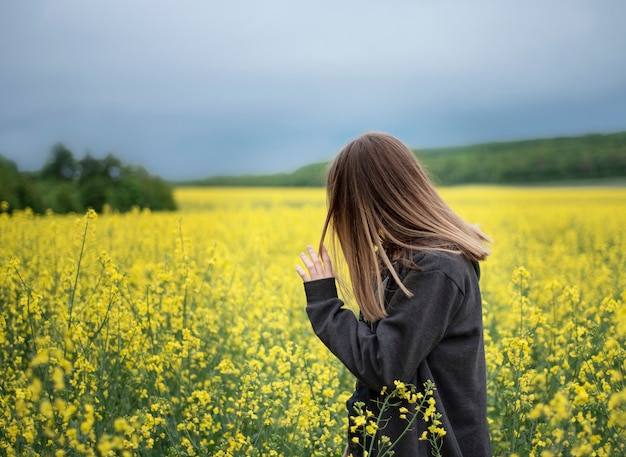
left=67, top=213, right=90, bottom=355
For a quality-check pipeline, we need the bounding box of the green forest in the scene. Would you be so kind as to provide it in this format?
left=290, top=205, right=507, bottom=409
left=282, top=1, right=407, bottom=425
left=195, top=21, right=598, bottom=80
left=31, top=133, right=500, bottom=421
left=182, top=130, right=626, bottom=187
left=0, top=143, right=177, bottom=214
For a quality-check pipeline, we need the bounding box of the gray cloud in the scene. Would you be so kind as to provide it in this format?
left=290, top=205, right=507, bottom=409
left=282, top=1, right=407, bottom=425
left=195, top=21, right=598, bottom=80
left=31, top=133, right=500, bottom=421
left=1, top=0, right=625, bottom=179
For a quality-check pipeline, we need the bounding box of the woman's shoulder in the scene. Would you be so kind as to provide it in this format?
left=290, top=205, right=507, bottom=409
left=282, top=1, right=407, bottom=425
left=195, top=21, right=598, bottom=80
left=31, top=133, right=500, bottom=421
left=408, top=249, right=480, bottom=282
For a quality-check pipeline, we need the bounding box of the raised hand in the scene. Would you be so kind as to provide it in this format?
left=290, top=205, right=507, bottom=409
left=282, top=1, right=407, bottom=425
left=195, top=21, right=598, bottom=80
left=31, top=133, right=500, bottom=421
left=295, top=244, right=334, bottom=282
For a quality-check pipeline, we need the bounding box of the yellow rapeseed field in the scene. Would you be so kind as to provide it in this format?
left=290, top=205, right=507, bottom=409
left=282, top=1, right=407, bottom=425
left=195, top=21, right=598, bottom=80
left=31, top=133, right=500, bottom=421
left=1, top=186, right=625, bottom=456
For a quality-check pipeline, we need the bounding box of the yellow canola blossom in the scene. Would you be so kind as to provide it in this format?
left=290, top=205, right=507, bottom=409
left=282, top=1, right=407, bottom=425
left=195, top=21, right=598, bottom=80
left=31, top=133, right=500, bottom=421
left=0, top=186, right=624, bottom=456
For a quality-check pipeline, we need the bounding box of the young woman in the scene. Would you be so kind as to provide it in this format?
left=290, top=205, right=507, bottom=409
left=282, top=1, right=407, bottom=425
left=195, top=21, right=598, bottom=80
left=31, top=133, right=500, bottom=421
left=296, top=132, right=492, bottom=456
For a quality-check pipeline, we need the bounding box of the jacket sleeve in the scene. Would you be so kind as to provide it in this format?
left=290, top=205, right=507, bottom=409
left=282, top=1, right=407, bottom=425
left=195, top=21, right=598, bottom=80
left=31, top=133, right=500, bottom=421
left=304, top=268, right=465, bottom=392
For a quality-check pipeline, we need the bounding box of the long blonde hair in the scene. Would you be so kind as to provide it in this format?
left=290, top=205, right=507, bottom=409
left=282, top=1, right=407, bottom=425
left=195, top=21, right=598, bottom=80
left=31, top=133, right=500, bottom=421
left=320, top=132, right=491, bottom=323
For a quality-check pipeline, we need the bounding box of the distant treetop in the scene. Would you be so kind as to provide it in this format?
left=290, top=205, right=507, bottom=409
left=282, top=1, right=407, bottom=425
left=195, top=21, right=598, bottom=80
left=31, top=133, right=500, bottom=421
left=0, top=143, right=177, bottom=214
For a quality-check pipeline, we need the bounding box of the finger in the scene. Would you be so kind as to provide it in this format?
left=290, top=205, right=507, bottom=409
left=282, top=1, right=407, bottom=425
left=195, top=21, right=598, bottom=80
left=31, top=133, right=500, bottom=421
left=320, top=244, right=333, bottom=276
left=295, top=264, right=310, bottom=282
left=300, top=251, right=314, bottom=270
left=307, top=245, right=323, bottom=274
left=300, top=252, right=313, bottom=269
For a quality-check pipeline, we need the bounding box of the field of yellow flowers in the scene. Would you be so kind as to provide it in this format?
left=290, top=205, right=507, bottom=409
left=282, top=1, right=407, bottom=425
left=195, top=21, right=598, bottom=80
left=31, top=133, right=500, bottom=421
left=1, top=186, right=625, bottom=457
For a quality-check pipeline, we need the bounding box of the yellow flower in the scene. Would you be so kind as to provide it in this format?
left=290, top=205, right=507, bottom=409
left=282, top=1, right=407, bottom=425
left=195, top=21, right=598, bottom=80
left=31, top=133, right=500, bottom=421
left=352, top=415, right=366, bottom=427
left=2, top=187, right=625, bottom=456
left=52, top=366, right=65, bottom=391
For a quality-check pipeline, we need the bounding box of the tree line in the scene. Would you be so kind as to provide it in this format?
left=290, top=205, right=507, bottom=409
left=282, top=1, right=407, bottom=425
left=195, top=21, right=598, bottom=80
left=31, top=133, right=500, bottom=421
left=179, top=130, right=626, bottom=187
left=418, top=131, right=626, bottom=185
left=0, top=143, right=177, bottom=214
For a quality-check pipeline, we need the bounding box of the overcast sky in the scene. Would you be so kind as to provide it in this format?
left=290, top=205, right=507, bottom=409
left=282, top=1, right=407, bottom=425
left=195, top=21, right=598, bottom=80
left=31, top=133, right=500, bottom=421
left=1, top=1, right=625, bottom=180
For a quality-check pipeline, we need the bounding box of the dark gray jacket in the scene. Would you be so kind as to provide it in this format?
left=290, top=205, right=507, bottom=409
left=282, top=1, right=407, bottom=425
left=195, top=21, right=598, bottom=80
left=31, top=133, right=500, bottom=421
left=305, top=250, right=492, bottom=456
